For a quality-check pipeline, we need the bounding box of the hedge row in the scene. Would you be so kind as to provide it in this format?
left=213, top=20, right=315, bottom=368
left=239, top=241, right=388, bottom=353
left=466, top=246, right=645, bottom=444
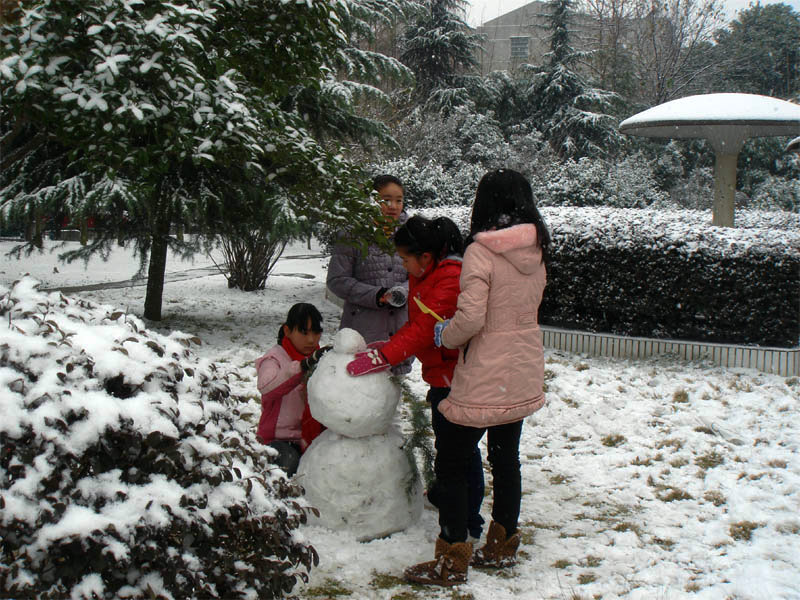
left=421, top=207, right=799, bottom=348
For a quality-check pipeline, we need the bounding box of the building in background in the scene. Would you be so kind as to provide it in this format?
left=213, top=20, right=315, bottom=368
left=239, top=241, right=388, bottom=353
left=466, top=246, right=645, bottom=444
left=475, top=1, right=595, bottom=74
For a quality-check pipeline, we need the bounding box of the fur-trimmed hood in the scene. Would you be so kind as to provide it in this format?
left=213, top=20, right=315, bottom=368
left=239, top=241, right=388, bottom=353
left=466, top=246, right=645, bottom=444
left=473, top=224, right=541, bottom=275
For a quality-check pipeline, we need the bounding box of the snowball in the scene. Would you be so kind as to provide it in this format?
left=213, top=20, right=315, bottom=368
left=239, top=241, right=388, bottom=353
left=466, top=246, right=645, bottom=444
left=296, top=428, right=422, bottom=541
left=307, top=338, right=399, bottom=438
left=332, top=327, right=367, bottom=355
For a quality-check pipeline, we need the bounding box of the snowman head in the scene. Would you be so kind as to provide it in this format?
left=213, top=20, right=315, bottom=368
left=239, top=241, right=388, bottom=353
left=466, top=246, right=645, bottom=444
left=307, top=328, right=400, bottom=438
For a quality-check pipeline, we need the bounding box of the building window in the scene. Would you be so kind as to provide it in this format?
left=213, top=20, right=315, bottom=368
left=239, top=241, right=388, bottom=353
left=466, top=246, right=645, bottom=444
left=510, top=36, right=529, bottom=59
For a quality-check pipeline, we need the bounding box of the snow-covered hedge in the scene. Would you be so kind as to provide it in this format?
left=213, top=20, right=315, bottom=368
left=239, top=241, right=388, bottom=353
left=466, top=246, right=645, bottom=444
left=0, top=279, right=317, bottom=599
left=419, top=207, right=800, bottom=347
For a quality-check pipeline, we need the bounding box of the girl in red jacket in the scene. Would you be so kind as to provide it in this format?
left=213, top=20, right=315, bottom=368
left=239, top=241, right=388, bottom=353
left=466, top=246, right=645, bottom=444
left=346, top=215, right=485, bottom=542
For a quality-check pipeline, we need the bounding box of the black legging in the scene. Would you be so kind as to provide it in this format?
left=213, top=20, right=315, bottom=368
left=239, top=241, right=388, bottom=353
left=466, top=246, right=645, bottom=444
left=427, top=387, right=485, bottom=539
left=433, top=413, right=523, bottom=544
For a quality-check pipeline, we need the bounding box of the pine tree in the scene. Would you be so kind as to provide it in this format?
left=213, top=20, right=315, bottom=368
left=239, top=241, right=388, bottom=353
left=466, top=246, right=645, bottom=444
left=523, top=0, right=623, bottom=159
left=712, top=3, right=800, bottom=98
left=0, top=0, right=386, bottom=320
left=399, top=0, right=482, bottom=103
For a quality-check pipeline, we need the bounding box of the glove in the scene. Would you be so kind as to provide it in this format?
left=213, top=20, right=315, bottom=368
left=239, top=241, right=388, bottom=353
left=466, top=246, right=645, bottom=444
left=300, top=345, right=332, bottom=372
left=366, top=340, right=389, bottom=350
left=433, top=319, right=450, bottom=348
left=346, top=348, right=391, bottom=376
left=385, top=286, right=408, bottom=307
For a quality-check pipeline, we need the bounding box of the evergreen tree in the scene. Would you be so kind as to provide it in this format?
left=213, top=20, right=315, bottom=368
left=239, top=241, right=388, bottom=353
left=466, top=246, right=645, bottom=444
left=523, top=0, right=623, bottom=158
left=0, top=0, right=385, bottom=320
left=712, top=2, right=800, bottom=98
left=399, top=0, right=482, bottom=102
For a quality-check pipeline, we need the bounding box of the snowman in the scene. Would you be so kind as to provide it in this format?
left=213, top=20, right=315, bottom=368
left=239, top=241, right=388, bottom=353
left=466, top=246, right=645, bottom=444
left=296, top=328, right=422, bottom=541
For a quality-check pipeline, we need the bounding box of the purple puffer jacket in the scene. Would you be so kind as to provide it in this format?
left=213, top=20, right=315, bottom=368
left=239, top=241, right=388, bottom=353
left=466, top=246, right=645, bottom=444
left=326, top=214, right=412, bottom=374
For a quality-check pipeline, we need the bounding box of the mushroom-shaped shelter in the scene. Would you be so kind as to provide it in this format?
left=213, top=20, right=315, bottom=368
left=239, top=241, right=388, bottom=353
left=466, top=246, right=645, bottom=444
left=787, top=136, right=800, bottom=153
left=620, top=93, right=800, bottom=227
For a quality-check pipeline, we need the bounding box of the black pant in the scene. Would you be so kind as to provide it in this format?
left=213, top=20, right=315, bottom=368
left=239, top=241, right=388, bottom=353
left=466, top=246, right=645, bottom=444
left=433, top=413, right=523, bottom=544
left=268, top=440, right=301, bottom=477
left=427, top=387, right=485, bottom=539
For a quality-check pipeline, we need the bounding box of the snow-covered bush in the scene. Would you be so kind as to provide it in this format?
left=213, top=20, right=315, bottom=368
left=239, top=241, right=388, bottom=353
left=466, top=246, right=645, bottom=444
left=532, top=156, right=670, bottom=207
left=749, top=174, right=800, bottom=212
left=369, top=157, right=484, bottom=207
left=0, top=279, right=317, bottom=599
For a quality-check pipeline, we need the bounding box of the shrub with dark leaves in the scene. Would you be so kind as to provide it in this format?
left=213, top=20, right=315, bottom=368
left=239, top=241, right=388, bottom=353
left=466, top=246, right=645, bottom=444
left=0, top=278, right=317, bottom=599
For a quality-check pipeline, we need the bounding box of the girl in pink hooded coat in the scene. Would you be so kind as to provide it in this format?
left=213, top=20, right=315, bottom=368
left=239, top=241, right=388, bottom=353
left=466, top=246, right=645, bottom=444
left=404, top=169, right=551, bottom=587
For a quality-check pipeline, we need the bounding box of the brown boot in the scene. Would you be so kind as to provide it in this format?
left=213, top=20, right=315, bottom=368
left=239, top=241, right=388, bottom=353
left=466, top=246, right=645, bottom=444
left=403, top=537, right=472, bottom=586
left=471, top=521, right=520, bottom=568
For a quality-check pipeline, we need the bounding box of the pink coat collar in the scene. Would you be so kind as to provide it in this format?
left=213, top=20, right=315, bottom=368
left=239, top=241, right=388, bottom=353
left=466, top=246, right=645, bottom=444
left=474, top=224, right=538, bottom=254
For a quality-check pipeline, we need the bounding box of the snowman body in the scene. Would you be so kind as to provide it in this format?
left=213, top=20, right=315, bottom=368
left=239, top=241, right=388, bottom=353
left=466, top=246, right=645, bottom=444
left=297, top=328, right=422, bottom=541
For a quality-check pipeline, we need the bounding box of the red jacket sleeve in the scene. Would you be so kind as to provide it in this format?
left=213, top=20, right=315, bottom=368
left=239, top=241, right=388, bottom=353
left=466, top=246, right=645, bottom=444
left=381, top=262, right=461, bottom=366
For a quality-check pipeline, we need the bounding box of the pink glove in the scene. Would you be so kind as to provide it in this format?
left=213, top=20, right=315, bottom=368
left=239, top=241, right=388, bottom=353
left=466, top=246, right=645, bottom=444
left=366, top=340, right=388, bottom=350
left=346, top=348, right=391, bottom=376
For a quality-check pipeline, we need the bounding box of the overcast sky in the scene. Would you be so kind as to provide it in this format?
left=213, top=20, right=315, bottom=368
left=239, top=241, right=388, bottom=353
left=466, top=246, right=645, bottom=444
left=466, top=0, right=800, bottom=26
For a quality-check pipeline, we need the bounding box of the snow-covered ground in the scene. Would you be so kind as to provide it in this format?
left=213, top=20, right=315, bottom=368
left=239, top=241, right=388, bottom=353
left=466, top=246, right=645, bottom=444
left=2, top=238, right=798, bottom=600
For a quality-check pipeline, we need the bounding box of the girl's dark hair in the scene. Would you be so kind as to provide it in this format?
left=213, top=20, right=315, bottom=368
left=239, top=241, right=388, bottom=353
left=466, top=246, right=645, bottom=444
left=373, top=174, right=403, bottom=192
left=277, top=302, right=323, bottom=343
left=393, top=215, right=463, bottom=262
left=469, top=168, right=551, bottom=264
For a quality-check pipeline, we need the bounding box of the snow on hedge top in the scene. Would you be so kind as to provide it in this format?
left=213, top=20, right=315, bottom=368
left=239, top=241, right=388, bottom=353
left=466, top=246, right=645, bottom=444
left=418, top=207, right=799, bottom=259
left=620, top=93, right=800, bottom=140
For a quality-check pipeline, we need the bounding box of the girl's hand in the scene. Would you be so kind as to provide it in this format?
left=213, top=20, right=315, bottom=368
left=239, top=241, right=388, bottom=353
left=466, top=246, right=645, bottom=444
left=346, top=349, right=390, bottom=376
left=433, top=319, right=450, bottom=348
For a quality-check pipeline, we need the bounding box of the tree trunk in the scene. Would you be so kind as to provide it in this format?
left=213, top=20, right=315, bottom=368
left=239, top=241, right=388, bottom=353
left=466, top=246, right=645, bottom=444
left=80, top=218, right=88, bottom=246
left=32, top=202, right=43, bottom=249
left=143, top=190, right=171, bottom=321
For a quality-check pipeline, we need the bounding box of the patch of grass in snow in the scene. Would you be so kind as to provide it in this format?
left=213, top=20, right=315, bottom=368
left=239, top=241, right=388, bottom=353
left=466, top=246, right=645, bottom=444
left=567, top=435, right=587, bottom=442
left=776, top=521, right=800, bottom=535
left=305, top=578, right=351, bottom=597
left=549, top=473, right=571, bottom=485
left=524, top=519, right=559, bottom=531
left=526, top=453, right=546, bottom=460
left=672, top=389, right=689, bottom=403
left=583, top=555, right=602, bottom=567
left=785, top=376, right=798, bottom=388
left=767, top=459, right=787, bottom=468
left=694, top=425, right=714, bottom=435
left=553, top=559, right=572, bottom=569
left=658, top=488, right=693, bottom=502
left=656, top=438, right=684, bottom=451
left=703, top=490, right=727, bottom=506
left=613, top=522, right=642, bottom=536
left=370, top=571, right=407, bottom=590
left=651, top=536, right=675, bottom=550
left=669, top=457, right=689, bottom=467
left=601, top=434, right=625, bottom=447
left=631, top=453, right=663, bottom=466
left=562, top=396, right=580, bottom=408
left=577, top=572, right=597, bottom=584
left=575, top=363, right=590, bottom=372
left=518, top=527, right=537, bottom=545
left=729, top=520, right=762, bottom=541
left=695, top=451, right=725, bottom=469
left=728, top=375, right=753, bottom=392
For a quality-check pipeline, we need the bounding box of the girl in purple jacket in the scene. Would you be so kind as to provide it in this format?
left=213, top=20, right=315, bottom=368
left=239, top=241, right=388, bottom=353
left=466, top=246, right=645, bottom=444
left=255, top=303, right=331, bottom=477
left=405, top=169, right=551, bottom=587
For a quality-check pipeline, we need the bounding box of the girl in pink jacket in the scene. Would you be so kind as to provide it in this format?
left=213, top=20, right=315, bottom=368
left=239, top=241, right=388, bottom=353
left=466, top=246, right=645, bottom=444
left=255, top=303, right=331, bottom=477
left=405, top=169, right=551, bottom=587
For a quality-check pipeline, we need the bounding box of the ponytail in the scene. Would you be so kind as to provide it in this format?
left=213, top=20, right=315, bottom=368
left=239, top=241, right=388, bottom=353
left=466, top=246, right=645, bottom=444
left=432, top=217, right=464, bottom=258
